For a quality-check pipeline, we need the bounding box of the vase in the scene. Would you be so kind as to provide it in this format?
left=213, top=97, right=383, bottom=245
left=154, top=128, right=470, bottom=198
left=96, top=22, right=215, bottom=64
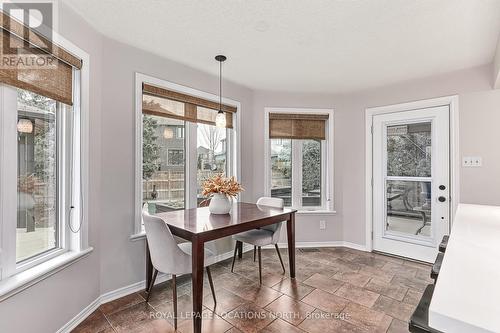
left=209, top=193, right=232, bottom=214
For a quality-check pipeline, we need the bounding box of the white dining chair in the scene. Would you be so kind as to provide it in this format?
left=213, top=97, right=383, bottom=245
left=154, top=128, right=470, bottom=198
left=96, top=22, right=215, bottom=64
left=231, top=197, right=286, bottom=284
left=142, top=210, right=217, bottom=330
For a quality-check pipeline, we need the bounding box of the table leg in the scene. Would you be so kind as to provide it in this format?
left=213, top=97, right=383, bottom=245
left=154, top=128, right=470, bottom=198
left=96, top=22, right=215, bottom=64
left=146, top=242, right=153, bottom=291
left=286, top=212, right=296, bottom=278
left=192, top=236, right=205, bottom=333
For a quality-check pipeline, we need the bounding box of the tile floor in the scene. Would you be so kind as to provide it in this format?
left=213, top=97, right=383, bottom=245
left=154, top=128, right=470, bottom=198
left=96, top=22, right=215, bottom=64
left=73, top=247, right=432, bottom=333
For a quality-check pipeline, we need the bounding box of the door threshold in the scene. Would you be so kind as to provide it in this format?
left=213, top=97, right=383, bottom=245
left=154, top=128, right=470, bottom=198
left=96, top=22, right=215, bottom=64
left=372, top=250, right=432, bottom=266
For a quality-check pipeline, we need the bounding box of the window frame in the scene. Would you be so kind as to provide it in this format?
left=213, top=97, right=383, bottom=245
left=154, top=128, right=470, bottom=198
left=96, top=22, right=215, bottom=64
left=264, top=108, right=334, bottom=212
left=0, top=41, right=90, bottom=284
left=134, top=73, right=241, bottom=236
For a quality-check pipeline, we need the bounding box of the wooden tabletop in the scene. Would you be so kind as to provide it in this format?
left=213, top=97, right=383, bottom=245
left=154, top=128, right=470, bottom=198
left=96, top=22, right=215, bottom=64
left=156, top=202, right=296, bottom=241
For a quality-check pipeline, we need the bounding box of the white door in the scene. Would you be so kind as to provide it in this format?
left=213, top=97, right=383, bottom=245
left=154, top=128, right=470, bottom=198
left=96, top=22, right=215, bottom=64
left=372, top=106, right=450, bottom=263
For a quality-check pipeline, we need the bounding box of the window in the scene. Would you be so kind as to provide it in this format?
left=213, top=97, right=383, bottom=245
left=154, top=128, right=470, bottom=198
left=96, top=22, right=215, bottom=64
left=0, top=12, right=86, bottom=281
left=302, top=139, right=322, bottom=207
left=197, top=124, right=227, bottom=206
left=1, top=85, right=82, bottom=277
left=16, top=90, right=59, bottom=262
left=271, top=139, right=292, bottom=206
left=143, top=116, right=185, bottom=211
left=266, top=109, right=333, bottom=211
left=136, top=75, right=238, bottom=233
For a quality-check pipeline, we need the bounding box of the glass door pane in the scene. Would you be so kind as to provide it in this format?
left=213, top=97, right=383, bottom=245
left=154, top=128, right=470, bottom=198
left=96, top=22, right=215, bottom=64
left=142, top=115, right=185, bottom=213
left=386, top=180, right=431, bottom=236
left=387, top=122, right=431, bottom=177
left=385, top=122, right=432, bottom=237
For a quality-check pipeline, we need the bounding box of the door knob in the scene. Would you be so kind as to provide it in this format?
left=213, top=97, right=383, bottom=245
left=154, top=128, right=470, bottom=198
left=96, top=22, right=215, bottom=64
left=438, top=196, right=446, bottom=202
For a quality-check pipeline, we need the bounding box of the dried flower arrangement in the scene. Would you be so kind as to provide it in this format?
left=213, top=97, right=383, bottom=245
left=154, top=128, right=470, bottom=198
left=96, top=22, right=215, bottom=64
left=201, top=174, right=244, bottom=200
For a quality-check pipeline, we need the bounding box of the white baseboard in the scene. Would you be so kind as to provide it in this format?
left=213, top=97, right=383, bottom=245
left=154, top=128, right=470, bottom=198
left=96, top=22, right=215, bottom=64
left=56, top=297, right=101, bottom=333
left=264, top=241, right=367, bottom=252
left=58, top=241, right=365, bottom=332
left=340, top=241, right=368, bottom=252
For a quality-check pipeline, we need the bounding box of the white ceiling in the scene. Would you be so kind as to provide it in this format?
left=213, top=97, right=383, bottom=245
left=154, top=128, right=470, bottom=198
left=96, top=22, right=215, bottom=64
left=63, top=0, right=500, bottom=93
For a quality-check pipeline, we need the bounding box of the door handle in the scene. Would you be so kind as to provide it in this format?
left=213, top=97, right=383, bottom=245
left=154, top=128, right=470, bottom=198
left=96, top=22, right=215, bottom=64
left=438, top=196, right=446, bottom=203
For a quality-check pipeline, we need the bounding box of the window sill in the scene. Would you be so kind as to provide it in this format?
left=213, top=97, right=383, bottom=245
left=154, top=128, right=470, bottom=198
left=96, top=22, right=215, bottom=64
left=130, top=232, right=146, bottom=241
left=0, top=247, right=93, bottom=302
left=296, top=210, right=337, bottom=215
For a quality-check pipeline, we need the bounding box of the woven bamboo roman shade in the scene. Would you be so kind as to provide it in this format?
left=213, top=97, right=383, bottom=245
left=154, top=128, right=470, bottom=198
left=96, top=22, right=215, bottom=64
left=269, top=113, right=329, bottom=140
left=142, top=83, right=236, bottom=128
left=0, top=11, right=82, bottom=105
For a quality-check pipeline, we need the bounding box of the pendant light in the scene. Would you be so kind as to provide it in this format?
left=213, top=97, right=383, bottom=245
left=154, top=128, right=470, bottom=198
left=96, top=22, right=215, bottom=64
left=215, top=55, right=227, bottom=128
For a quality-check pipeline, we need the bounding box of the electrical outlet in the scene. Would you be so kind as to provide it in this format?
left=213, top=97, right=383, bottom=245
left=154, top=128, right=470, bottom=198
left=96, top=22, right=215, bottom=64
left=319, top=220, right=326, bottom=230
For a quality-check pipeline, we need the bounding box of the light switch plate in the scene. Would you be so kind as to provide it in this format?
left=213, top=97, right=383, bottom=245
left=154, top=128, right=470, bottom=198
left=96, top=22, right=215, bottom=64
left=462, top=156, right=482, bottom=167
left=470, top=156, right=482, bottom=167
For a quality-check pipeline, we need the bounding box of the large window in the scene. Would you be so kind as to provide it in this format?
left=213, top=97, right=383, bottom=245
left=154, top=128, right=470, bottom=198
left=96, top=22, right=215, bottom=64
left=0, top=11, right=85, bottom=281
left=0, top=84, right=83, bottom=277
left=137, top=76, right=238, bottom=232
left=266, top=109, right=333, bottom=211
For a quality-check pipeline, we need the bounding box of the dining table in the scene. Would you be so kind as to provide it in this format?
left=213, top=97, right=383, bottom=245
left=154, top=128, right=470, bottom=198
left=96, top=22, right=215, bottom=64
left=145, top=202, right=297, bottom=333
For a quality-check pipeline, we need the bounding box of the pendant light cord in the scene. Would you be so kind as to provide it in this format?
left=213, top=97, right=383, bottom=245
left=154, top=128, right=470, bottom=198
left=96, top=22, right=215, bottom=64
left=219, top=59, right=222, bottom=112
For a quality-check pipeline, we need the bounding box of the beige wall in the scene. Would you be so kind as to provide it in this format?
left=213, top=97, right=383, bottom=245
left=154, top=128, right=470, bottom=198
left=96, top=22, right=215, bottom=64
left=494, top=36, right=500, bottom=88
left=460, top=89, right=500, bottom=205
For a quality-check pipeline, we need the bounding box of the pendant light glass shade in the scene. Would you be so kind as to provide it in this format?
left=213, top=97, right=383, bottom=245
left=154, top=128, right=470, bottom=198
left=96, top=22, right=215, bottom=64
left=17, top=118, right=33, bottom=133
left=215, top=111, right=226, bottom=128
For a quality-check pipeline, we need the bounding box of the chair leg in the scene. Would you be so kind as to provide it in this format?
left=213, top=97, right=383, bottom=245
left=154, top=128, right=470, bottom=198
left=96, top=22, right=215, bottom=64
left=145, top=269, right=158, bottom=302
left=206, top=267, right=217, bottom=306
left=237, top=241, right=243, bottom=259
left=253, top=246, right=256, bottom=262
left=172, top=274, right=177, bottom=330
left=231, top=242, right=238, bottom=273
left=275, top=244, right=286, bottom=274
left=258, top=246, right=262, bottom=285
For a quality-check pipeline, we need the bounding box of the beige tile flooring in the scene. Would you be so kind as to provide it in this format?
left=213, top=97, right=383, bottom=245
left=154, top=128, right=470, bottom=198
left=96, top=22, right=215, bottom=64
left=73, top=247, right=432, bottom=333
